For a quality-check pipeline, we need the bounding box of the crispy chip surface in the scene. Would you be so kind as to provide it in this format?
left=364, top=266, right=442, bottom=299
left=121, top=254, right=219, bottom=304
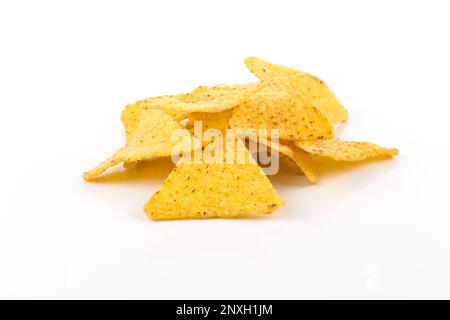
left=121, top=102, right=142, bottom=144
left=120, top=101, right=189, bottom=168
left=83, top=109, right=195, bottom=181
left=245, top=56, right=300, bottom=78
left=141, top=83, right=262, bottom=113
left=144, top=138, right=283, bottom=220
left=244, top=57, right=348, bottom=122
left=229, top=86, right=334, bottom=141
left=186, top=110, right=233, bottom=148
left=294, top=139, right=399, bottom=161
left=186, top=110, right=233, bottom=132
left=120, top=102, right=143, bottom=169
left=273, top=142, right=318, bottom=184
left=256, top=138, right=318, bottom=183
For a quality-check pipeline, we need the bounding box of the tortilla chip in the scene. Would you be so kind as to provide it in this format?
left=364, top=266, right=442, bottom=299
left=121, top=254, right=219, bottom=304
left=244, top=57, right=348, bottom=122
left=254, top=138, right=318, bottom=183
left=186, top=110, right=233, bottom=132
left=83, top=109, right=195, bottom=181
left=144, top=138, right=284, bottom=220
left=294, top=139, right=399, bottom=161
left=229, top=86, right=334, bottom=141
left=279, top=153, right=304, bottom=173
left=272, top=142, right=318, bottom=184
left=121, top=102, right=142, bottom=144
left=120, top=99, right=190, bottom=169
left=245, top=56, right=300, bottom=78
left=141, top=83, right=263, bottom=113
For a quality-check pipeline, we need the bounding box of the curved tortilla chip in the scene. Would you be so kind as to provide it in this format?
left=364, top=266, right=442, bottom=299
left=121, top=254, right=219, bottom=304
left=273, top=142, right=318, bottom=184
left=186, top=110, right=233, bottom=132
left=83, top=109, right=195, bottom=181
left=141, top=83, right=263, bottom=113
left=121, top=102, right=142, bottom=144
left=120, top=102, right=144, bottom=169
left=294, top=139, right=399, bottom=161
left=255, top=138, right=318, bottom=184
left=120, top=99, right=191, bottom=169
left=244, top=57, right=348, bottom=122
left=245, top=56, right=300, bottom=78
left=229, top=86, right=334, bottom=141
left=186, top=110, right=233, bottom=148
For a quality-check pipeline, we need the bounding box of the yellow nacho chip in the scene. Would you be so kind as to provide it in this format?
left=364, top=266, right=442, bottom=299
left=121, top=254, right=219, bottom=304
left=272, top=142, right=318, bottom=184
left=189, top=83, right=259, bottom=99
left=254, top=138, right=318, bottom=184
left=229, top=86, right=334, bottom=141
left=288, top=74, right=347, bottom=123
left=121, top=102, right=142, bottom=144
left=120, top=100, right=191, bottom=169
left=279, top=153, right=305, bottom=173
left=244, top=57, right=348, bottom=122
left=122, top=96, right=190, bottom=131
left=294, top=139, right=399, bottom=161
left=141, top=83, right=263, bottom=113
left=186, top=109, right=233, bottom=132
left=134, top=94, right=192, bottom=120
left=121, top=103, right=145, bottom=169
left=186, top=110, right=233, bottom=148
left=84, top=109, right=195, bottom=181
left=245, top=56, right=300, bottom=78
left=120, top=102, right=144, bottom=169
left=144, top=137, right=283, bottom=220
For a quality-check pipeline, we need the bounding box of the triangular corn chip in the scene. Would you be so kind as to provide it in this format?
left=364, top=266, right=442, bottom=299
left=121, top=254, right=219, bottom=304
left=120, top=102, right=142, bottom=168
left=245, top=56, right=300, bottom=78
left=188, top=83, right=258, bottom=99
left=270, top=141, right=318, bottom=184
left=253, top=137, right=318, bottom=184
left=120, top=99, right=190, bottom=169
left=186, top=109, right=233, bottom=132
left=229, top=86, right=334, bottom=141
left=141, top=83, right=263, bottom=113
left=83, top=109, right=196, bottom=181
left=121, top=102, right=142, bottom=144
left=294, top=139, right=399, bottom=161
left=144, top=138, right=283, bottom=220
left=287, top=74, right=348, bottom=123
left=244, top=57, right=348, bottom=122
left=186, top=110, right=233, bottom=148
left=121, top=97, right=191, bottom=138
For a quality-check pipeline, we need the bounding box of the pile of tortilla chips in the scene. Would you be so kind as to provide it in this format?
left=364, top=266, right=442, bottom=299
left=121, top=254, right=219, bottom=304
left=84, top=57, right=398, bottom=220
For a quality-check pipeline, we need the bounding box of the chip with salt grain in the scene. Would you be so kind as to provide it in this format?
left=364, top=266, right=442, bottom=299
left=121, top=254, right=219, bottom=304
left=254, top=138, right=318, bottom=184
left=141, top=83, right=263, bottom=113
left=271, top=141, right=318, bottom=184
left=229, top=86, right=334, bottom=141
left=83, top=109, right=196, bottom=181
left=244, top=56, right=348, bottom=122
left=294, top=139, right=399, bottom=161
left=144, top=139, right=284, bottom=220
left=186, top=109, right=233, bottom=132
left=120, top=102, right=145, bottom=169
left=121, top=102, right=142, bottom=144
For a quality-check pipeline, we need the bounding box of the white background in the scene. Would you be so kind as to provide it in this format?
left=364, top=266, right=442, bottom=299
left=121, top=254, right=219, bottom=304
left=1, top=0, right=449, bottom=299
